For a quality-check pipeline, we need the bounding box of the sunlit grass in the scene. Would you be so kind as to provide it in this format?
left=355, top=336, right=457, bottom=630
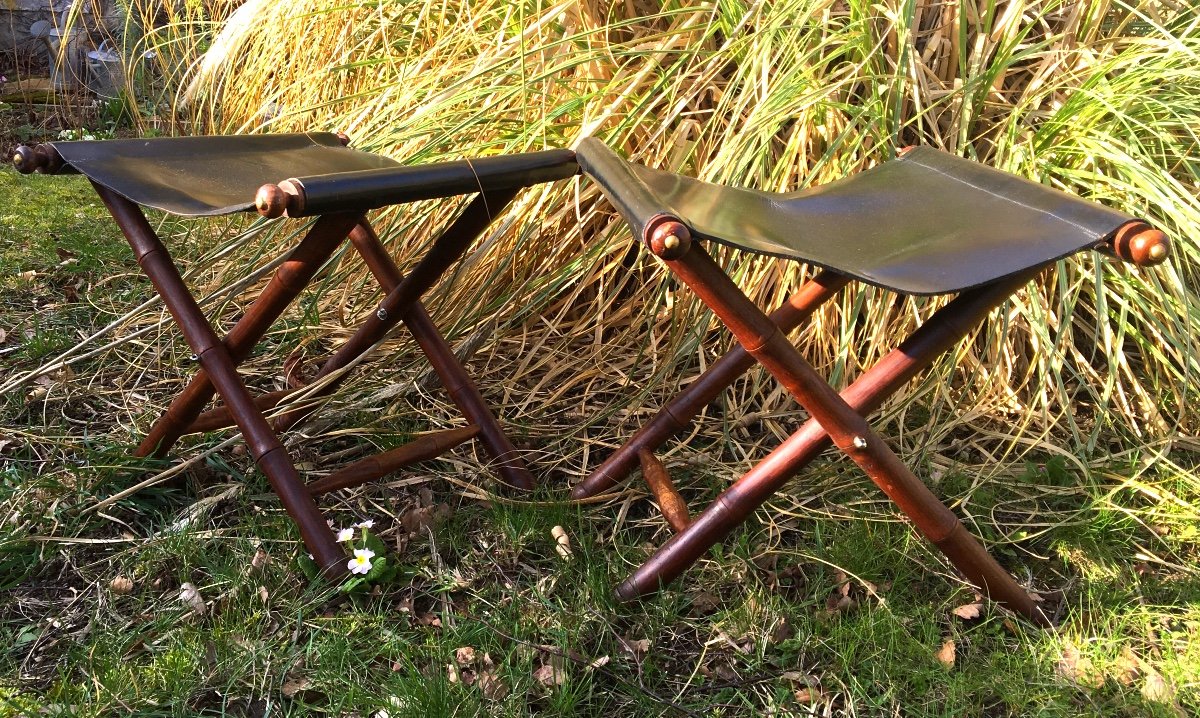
left=82, top=0, right=1195, bottom=456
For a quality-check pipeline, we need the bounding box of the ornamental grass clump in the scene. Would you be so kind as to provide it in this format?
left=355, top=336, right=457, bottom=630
left=62, top=1, right=1200, bottom=477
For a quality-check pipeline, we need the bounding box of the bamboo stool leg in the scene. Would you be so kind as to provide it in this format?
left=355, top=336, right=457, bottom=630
left=616, top=269, right=1037, bottom=602
left=306, top=425, right=481, bottom=495
left=96, top=184, right=345, bottom=578
left=272, top=190, right=519, bottom=434
left=135, top=212, right=364, bottom=457
left=572, top=270, right=850, bottom=499
left=347, top=220, right=535, bottom=490
left=634, top=220, right=1048, bottom=625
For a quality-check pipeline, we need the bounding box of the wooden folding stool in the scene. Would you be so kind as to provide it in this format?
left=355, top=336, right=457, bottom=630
left=14, top=133, right=577, bottom=577
left=573, top=138, right=1171, bottom=625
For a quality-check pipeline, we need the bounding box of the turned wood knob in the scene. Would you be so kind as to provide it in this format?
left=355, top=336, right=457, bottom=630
left=1110, top=221, right=1170, bottom=267
left=255, top=180, right=304, bottom=218
left=646, top=217, right=692, bottom=260
left=255, top=183, right=289, bottom=218
left=13, top=145, right=40, bottom=173
left=14, top=144, right=67, bottom=174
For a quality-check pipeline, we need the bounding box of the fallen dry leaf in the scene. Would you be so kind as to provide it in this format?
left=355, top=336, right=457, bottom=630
left=1113, top=646, right=1141, bottom=687
left=689, top=590, right=721, bottom=615
left=772, top=563, right=808, bottom=594
left=823, top=577, right=856, bottom=616
left=179, top=582, right=206, bottom=615
left=935, top=639, right=956, bottom=668
left=249, top=547, right=270, bottom=573
left=401, top=503, right=452, bottom=535
left=415, top=612, right=442, bottom=628
left=621, top=637, right=651, bottom=662
left=769, top=617, right=794, bottom=644
left=951, top=602, right=983, bottom=620
left=713, top=661, right=739, bottom=682
left=550, top=525, right=572, bottom=560
left=282, top=347, right=314, bottom=388
left=1142, top=670, right=1177, bottom=704
left=109, top=576, right=134, bottom=595
left=477, top=654, right=508, bottom=701
left=794, top=686, right=829, bottom=705
left=455, top=646, right=477, bottom=666
left=533, top=662, right=567, bottom=687
left=784, top=672, right=825, bottom=705
left=281, top=677, right=311, bottom=699
left=1057, top=643, right=1103, bottom=688
left=715, top=629, right=754, bottom=655
left=26, top=386, right=47, bottom=402
left=586, top=655, right=610, bottom=670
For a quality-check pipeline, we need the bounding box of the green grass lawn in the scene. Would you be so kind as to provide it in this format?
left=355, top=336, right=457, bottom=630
left=1, top=163, right=1197, bottom=717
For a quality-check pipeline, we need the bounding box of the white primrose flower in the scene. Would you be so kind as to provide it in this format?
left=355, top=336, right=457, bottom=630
left=347, top=548, right=376, bottom=575
left=336, top=527, right=355, bottom=543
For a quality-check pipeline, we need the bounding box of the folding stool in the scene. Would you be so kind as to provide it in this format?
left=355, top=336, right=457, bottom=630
left=573, top=138, right=1171, bottom=625
left=14, top=133, right=577, bottom=577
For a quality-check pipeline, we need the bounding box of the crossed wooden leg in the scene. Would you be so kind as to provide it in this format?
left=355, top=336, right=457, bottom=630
left=108, top=188, right=537, bottom=578
left=611, top=218, right=1049, bottom=625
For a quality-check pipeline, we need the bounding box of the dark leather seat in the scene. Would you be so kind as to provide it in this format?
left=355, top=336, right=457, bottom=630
left=33, top=133, right=577, bottom=219
left=44, top=132, right=398, bottom=216
left=576, top=138, right=1133, bottom=295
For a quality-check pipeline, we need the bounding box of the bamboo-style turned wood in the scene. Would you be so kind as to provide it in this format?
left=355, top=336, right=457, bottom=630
left=307, top=426, right=480, bottom=496
left=137, top=212, right=363, bottom=457
left=187, top=387, right=295, bottom=433
left=346, top=221, right=535, bottom=490
left=166, top=216, right=534, bottom=492
left=615, top=267, right=1039, bottom=606
left=571, top=270, right=849, bottom=499
left=95, top=183, right=347, bottom=580
left=271, top=189, right=520, bottom=435
left=636, top=218, right=1049, bottom=625
left=1107, top=221, right=1171, bottom=266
